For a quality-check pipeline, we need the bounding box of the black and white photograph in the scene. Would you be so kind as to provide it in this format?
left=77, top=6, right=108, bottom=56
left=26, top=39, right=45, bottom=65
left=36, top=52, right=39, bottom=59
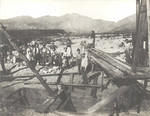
left=0, top=0, right=150, bottom=115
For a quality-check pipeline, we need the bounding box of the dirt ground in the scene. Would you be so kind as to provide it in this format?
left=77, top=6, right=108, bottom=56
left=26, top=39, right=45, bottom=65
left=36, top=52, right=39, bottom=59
left=1, top=37, right=150, bottom=116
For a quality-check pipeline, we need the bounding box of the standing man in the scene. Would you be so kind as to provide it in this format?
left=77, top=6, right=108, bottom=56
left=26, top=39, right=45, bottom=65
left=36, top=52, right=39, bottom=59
left=91, top=31, right=95, bottom=48
left=76, top=48, right=82, bottom=75
left=63, top=47, right=69, bottom=68
left=26, top=45, right=33, bottom=61
left=41, top=44, right=50, bottom=65
left=34, top=43, right=41, bottom=65
left=81, top=53, right=88, bottom=84
left=66, top=39, right=73, bottom=68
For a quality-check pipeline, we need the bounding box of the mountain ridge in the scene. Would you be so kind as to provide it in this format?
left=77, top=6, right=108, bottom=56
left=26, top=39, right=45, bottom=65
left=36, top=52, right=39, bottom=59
left=1, top=13, right=136, bottom=34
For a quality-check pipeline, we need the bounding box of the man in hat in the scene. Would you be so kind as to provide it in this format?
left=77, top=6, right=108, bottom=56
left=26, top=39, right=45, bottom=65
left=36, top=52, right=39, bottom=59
left=76, top=48, right=82, bottom=75
left=91, top=30, right=95, bottom=48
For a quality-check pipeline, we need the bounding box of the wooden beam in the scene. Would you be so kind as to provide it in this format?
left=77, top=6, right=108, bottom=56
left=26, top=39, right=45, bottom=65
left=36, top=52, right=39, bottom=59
left=10, top=72, right=79, bottom=79
left=91, top=48, right=132, bottom=72
left=90, top=49, right=132, bottom=76
left=137, top=79, right=148, bottom=113
left=36, top=90, right=62, bottom=113
left=88, top=47, right=150, bottom=110
left=70, top=74, right=74, bottom=91
left=136, top=0, right=140, bottom=33
left=101, top=71, right=104, bottom=91
left=59, top=95, right=71, bottom=110
left=86, top=86, right=130, bottom=114
left=111, top=76, right=150, bottom=80
left=90, top=52, right=124, bottom=78
left=147, top=0, right=150, bottom=67
left=126, top=84, right=133, bottom=113
left=24, top=82, right=102, bottom=88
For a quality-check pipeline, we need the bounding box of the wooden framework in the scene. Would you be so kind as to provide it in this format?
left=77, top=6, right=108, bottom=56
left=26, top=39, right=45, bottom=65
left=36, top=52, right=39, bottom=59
left=1, top=0, right=150, bottom=114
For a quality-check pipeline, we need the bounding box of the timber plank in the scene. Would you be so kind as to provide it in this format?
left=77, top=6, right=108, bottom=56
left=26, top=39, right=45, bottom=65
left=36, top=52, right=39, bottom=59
left=87, top=85, right=130, bottom=114
left=91, top=49, right=134, bottom=75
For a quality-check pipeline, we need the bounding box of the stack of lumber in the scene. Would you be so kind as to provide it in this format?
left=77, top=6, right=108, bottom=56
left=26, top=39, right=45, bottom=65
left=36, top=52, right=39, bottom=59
left=87, top=48, right=150, bottom=113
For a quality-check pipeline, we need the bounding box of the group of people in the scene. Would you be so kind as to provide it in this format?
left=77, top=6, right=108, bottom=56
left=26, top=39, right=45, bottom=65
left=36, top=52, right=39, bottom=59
left=0, top=37, right=91, bottom=84
left=22, top=39, right=75, bottom=68
left=0, top=39, right=76, bottom=70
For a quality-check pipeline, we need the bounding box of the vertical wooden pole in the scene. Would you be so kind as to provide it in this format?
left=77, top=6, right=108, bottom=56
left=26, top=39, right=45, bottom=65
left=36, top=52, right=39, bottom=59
left=133, top=0, right=147, bottom=71
left=136, top=0, right=140, bottom=33
left=126, top=84, right=133, bottom=114
left=70, top=74, right=74, bottom=91
left=147, top=0, right=150, bottom=67
left=101, top=71, right=104, bottom=91
left=137, top=79, right=148, bottom=113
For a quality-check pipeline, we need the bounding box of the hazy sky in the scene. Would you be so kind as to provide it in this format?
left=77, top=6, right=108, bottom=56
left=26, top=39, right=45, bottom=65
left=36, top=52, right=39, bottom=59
left=0, top=0, right=136, bottom=22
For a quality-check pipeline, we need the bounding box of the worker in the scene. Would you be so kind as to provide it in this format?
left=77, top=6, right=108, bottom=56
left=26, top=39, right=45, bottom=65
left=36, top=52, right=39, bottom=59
left=80, top=40, right=86, bottom=54
left=26, top=45, right=33, bottom=61
left=91, top=30, right=95, bottom=48
left=41, top=44, right=50, bottom=65
left=62, top=56, right=68, bottom=68
left=81, top=53, right=88, bottom=84
left=76, top=48, right=82, bottom=75
left=51, top=47, right=58, bottom=66
left=63, top=47, right=69, bottom=67
left=34, top=43, right=41, bottom=65
left=66, top=39, right=73, bottom=68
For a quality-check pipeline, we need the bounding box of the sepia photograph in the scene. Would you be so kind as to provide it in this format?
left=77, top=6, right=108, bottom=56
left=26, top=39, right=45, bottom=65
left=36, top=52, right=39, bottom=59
left=0, top=0, right=150, bottom=115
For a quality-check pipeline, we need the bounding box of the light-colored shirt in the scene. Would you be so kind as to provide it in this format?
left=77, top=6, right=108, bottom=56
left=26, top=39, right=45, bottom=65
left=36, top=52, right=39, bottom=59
left=26, top=48, right=33, bottom=61
left=76, top=53, right=82, bottom=60
left=81, top=57, right=88, bottom=69
left=63, top=51, right=67, bottom=57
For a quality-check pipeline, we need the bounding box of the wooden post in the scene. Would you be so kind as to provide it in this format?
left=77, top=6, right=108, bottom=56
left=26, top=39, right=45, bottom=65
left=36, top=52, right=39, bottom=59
left=70, top=74, right=74, bottom=91
left=101, top=71, right=104, bottom=91
left=136, top=0, right=140, bottom=33
left=147, top=0, right=150, bottom=67
left=126, top=84, right=133, bottom=114
left=137, top=79, right=148, bottom=113
left=133, top=0, right=147, bottom=71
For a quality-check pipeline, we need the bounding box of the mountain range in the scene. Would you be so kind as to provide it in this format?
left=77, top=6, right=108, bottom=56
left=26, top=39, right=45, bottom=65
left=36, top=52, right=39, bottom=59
left=1, top=13, right=136, bottom=34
